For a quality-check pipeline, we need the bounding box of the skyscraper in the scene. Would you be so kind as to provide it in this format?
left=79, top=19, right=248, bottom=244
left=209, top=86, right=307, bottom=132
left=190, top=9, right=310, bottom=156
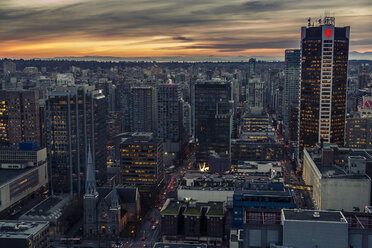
left=45, top=85, right=107, bottom=195
left=156, top=83, right=183, bottom=153
left=283, top=49, right=301, bottom=140
left=248, top=58, right=256, bottom=77
left=192, top=79, right=234, bottom=166
left=299, top=17, right=349, bottom=150
left=130, top=86, right=157, bottom=133
left=0, top=90, right=40, bottom=148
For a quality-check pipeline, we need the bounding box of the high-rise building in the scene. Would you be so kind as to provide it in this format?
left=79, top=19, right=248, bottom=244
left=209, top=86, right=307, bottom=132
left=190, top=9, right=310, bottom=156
left=119, top=132, right=164, bottom=201
left=130, top=86, right=157, bottom=133
left=299, top=18, right=350, bottom=150
left=156, top=83, right=183, bottom=153
left=0, top=90, right=40, bottom=148
left=45, top=85, right=107, bottom=195
left=246, top=77, right=264, bottom=108
left=115, top=82, right=134, bottom=132
left=192, top=80, right=234, bottom=166
left=283, top=49, right=301, bottom=140
left=248, top=58, right=256, bottom=77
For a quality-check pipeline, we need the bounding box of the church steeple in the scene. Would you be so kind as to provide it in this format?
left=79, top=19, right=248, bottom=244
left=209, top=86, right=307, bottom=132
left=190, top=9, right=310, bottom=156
left=85, top=144, right=97, bottom=196
left=111, top=181, right=119, bottom=209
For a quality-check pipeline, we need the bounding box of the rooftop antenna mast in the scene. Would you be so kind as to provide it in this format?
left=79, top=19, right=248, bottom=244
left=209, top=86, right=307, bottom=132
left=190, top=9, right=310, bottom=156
left=323, top=10, right=335, bottom=25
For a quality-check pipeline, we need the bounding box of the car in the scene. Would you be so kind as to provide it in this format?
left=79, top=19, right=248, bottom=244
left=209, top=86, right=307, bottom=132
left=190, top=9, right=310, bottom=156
left=151, top=218, right=155, bottom=222
left=155, top=205, right=158, bottom=208
left=155, top=220, right=159, bottom=225
left=141, top=237, right=146, bottom=241
left=152, top=225, right=156, bottom=230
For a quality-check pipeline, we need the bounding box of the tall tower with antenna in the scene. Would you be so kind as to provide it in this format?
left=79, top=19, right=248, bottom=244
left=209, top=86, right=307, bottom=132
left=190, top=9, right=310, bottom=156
left=299, top=17, right=350, bottom=152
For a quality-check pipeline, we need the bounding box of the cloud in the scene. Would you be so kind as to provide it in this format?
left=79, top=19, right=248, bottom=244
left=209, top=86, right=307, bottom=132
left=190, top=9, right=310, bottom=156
left=173, top=36, right=193, bottom=41
left=0, top=0, right=371, bottom=57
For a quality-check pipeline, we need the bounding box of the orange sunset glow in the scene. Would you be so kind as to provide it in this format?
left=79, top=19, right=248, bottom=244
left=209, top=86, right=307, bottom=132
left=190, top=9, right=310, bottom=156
left=1, top=0, right=371, bottom=58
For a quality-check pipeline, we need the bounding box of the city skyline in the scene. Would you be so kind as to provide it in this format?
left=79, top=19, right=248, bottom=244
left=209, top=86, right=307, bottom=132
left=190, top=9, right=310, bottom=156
left=1, top=0, right=371, bottom=58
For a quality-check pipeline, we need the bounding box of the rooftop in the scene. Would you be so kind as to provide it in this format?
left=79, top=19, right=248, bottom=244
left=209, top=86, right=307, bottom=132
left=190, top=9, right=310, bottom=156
left=20, top=195, right=72, bottom=222
left=0, top=220, right=49, bottom=239
left=282, top=209, right=347, bottom=223
left=306, top=145, right=372, bottom=179
left=153, top=243, right=207, bottom=248
left=0, top=167, right=34, bottom=186
left=161, top=199, right=224, bottom=216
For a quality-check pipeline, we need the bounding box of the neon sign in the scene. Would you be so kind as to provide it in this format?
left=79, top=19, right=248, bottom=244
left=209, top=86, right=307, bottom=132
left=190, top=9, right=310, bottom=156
left=325, top=29, right=332, bottom=38
left=363, top=100, right=372, bottom=108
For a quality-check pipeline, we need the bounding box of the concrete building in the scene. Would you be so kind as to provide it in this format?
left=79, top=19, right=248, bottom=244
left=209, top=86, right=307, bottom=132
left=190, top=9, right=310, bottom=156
left=177, top=186, right=234, bottom=204
left=231, top=208, right=372, bottom=248
left=282, top=209, right=348, bottom=248
left=232, top=161, right=282, bottom=176
left=0, top=147, right=48, bottom=212
left=130, top=86, right=157, bottom=133
left=0, top=220, right=49, bottom=248
left=303, top=143, right=371, bottom=211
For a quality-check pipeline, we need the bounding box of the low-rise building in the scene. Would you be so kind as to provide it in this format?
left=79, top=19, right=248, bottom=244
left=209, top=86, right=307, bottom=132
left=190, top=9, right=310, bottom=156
left=233, top=181, right=296, bottom=229
left=303, top=143, right=371, bottom=211
left=19, top=195, right=73, bottom=235
left=160, top=199, right=225, bottom=245
left=0, top=220, right=49, bottom=248
left=0, top=147, right=48, bottom=212
left=282, top=209, right=348, bottom=248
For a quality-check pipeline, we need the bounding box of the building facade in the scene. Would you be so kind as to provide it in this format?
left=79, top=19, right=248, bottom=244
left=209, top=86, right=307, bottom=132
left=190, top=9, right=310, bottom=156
left=302, top=143, right=371, bottom=211
left=283, top=49, right=301, bottom=140
left=157, top=83, right=184, bottom=153
left=0, top=148, right=48, bottom=212
left=192, top=80, right=234, bottom=166
left=0, top=90, right=40, bottom=148
left=299, top=18, right=350, bottom=150
left=45, top=85, right=107, bottom=195
left=119, top=132, right=164, bottom=201
left=130, top=86, right=157, bottom=133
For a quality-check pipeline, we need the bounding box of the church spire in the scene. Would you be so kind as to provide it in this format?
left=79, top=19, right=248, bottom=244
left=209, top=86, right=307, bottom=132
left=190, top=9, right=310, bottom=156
left=85, top=143, right=97, bottom=195
left=111, top=181, right=119, bottom=209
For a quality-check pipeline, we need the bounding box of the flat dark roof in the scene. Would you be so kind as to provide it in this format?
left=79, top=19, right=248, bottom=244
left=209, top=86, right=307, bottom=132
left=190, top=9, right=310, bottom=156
left=283, top=209, right=346, bottom=222
left=0, top=168, right=33, bottom=186
left=153, top=243, right=207, bottom=248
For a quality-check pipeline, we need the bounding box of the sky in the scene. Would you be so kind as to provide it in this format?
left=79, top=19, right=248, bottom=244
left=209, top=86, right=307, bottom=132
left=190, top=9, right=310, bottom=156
left=1, top=0, right=371, bottom=58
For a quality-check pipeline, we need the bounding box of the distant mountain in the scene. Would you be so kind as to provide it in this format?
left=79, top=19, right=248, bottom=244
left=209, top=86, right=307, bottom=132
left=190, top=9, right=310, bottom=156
left=349, top=51, right=372, bottom=60
left=52, top=55, right=284, bottom=62
left=39, top=52, right=372, bottom=62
